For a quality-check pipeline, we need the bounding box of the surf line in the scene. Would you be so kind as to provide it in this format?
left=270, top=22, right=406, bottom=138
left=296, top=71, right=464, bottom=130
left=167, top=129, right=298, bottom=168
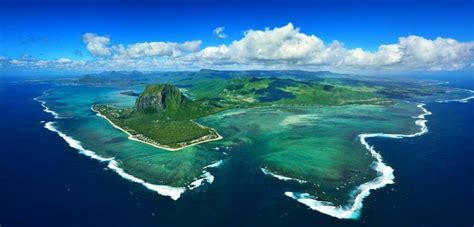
left=37, top=97, right=219, bottom=200
left=261, top=167, right=307, bottom=184
left=44, top=121, right=186, bottom=200
left=34, top=93, right=64, bottom=119
left=437, top=89, right=474, bottom=103
left=285, top=103, right=432, bottom=220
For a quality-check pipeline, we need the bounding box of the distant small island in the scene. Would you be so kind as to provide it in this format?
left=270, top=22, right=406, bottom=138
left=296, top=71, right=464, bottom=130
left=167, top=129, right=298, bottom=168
left=120, top=90, right=140, bottom=97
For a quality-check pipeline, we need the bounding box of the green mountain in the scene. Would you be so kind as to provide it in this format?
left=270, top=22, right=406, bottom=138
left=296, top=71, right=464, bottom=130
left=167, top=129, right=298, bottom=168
left=135, top=84, right=187, bottom=113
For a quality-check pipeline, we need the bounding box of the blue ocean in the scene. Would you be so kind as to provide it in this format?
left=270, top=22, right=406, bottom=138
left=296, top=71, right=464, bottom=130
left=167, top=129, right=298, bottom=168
left=0, top=76, right=472, bottom=226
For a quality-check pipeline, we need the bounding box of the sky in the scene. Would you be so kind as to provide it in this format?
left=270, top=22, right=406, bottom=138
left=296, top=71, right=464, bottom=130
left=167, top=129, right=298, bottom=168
left=0, top=0, right=473, bottom=75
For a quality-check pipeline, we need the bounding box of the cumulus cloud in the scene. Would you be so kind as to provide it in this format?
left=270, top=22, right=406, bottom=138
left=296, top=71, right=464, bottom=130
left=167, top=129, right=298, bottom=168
left=4, top=23, right=474, bottom=72
left=395, top=36, right=473, bottom=70
left=213, top=27, right=227, bottom=39
left=113, top=40, right=202, bottom=59
left=82, top=33, right=112, bottom=57
left=198, top=23, right=325, bottom=64
left=190, top=23, right=474, bottom=71
left=4, top=56, right=86, bottom=70
left=81, top=32, right=202, bottom=59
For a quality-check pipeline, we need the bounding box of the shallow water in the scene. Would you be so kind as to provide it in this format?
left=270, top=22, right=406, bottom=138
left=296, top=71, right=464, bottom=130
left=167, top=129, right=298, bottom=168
left=38, top=86, right=224, bottom=198
left=37, top=84, right=437, bottom=217
left=0, top=78, right=473, bottom=226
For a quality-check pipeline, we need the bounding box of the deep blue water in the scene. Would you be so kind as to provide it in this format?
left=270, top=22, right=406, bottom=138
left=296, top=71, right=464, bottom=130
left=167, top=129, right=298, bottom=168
left=0, top=77, right=472, bottom=226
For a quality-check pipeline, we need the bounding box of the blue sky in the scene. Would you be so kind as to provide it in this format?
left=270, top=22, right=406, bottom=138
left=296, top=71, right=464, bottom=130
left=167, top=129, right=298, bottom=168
left=1, top=0, right=473, bottom=75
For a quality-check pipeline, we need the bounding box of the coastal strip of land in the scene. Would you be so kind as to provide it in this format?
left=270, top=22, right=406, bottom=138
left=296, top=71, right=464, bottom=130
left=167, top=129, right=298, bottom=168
left=91, top=106, right=223, bottom=151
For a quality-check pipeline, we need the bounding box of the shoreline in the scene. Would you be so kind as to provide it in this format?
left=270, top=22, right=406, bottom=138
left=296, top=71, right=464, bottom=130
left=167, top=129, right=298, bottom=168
left=35, top=95, right=203, bottom=200
left=38, top=88, right=473, bottom=218
left=43, top=121, right=187, bottom=200
left=284, top=103, right=433, bottom=219
left=36, top=94, right=224, bottom=200
left=43, top=121, right=224, bottom=200
left=91, top=106, right=223, bottom=151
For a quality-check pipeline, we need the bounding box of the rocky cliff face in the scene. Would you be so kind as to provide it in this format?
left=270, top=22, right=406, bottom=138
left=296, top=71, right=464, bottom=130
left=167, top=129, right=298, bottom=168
left=134, top=84, right=187, bottom=113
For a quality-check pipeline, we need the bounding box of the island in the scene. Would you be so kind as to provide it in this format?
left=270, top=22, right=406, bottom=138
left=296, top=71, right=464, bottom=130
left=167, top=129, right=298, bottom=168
left=39, top=69, right=470, bottom=218
left=93, top=84, right=223, bottom=150
left=92, top=75, right=400, bottom=150
left=119, top=90, right=140, bottom=97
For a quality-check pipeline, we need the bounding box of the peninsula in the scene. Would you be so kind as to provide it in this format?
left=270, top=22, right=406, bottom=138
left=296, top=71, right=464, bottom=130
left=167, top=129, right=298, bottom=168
left=93, top=84, right=223, bottom=150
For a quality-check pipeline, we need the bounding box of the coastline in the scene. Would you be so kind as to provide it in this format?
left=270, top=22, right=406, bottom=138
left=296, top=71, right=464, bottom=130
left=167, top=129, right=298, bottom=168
left=36, top=95, right=219, bottom=200
left=38, top=87, right=473, bottom=219
left=284, top=103, right=432, bottom=219
left=43, top=121, right=188, bottom=200
left=43, top=122, right=224, bottom=200
left=91, top=106, right=223, bottom=151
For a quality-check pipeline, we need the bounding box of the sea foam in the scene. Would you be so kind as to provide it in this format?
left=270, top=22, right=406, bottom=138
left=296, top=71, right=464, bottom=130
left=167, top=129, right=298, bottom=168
left=37, top=91, right=222, bottom=200
left=284, top=103, right=432, bottom=219
left=107, top=160, right=186, bottom=200
left=44, top=121, right=188, bottom=200
left=34, top=97, right=64, bottom=119
left=261, top=167, right=307, bottom=184
left=436, top=89, right=474, bottom=104
left=205, top=159, right=224, bottom=169
left=44, top=122, right=113, bottom=162
left=188, top=159, right=225, bottom=190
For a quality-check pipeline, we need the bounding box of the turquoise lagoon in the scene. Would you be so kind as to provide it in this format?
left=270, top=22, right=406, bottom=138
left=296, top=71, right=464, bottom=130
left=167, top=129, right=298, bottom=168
left=36, top=85, right=471, bottom=219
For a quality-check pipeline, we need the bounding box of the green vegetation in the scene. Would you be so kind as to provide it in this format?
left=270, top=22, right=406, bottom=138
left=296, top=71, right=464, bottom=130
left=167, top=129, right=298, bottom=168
left=93, top=84, right=224, bottom=150
left=218, top=77, right=391, bottom=105
left=94, top=104, right=218, bottom=148
left=91, top=71, right=448, bottom=150
left=74, top=69, right=448, bottom=103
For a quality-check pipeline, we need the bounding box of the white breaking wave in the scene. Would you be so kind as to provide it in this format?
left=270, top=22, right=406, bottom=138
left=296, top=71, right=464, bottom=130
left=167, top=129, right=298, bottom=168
left=261, top=167, right=307, bottom=184
left=34, top=97, right=64, bottom=119
left=437, top=96, right=474, bottom=103
left=188, top=159, right=225, bottom=190
left=436, top=89, right=474, bottom=103
left=44, top=122, right=113, bottom=162
left=188, top=171, right=214, bottom=190
left=107, top=160, right=186, bottom=200
left=205, top=159, right=224, bottom=169
left=285, top=103, right=433, bottom=219
left=44, top=121, right=189, bottom=200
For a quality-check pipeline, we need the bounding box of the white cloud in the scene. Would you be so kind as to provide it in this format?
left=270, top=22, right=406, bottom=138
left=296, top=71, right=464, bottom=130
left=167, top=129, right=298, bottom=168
left=206, top=23, right=325, bottom=63
left=57, top=57, right=72, bottom=64
left=4, top=57, right=86, bottom=70
left=188, top=23, right=474, bottom=71
left=80, top=32, right=202, bottom=59
left=82, top=33, right=112, bottom=57
left=4, top=23, right=474, bottom=72
left=113, top=40, right=202, bottom=59
left=213, top=27, right=227, bottom=39
left=395, top=36, right=473, bottom=70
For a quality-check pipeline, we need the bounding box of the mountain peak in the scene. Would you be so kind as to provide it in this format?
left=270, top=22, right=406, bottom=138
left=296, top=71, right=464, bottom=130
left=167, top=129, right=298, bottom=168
left=135, top=84, right=187, bottom=113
